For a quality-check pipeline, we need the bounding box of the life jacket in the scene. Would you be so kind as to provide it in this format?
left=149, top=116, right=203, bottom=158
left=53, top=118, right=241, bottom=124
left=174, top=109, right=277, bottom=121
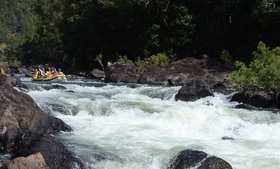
left=0, top=68, right=5, bottom=74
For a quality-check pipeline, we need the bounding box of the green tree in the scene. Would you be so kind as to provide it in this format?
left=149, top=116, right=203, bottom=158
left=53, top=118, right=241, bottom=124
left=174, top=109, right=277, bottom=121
left=184, top=0, right=260, bottom=61
left=253, top=0, right=280, bottom=48
left=21, top=0, right=66, bottom=66
left=60, top=0, right=194, bottom=69
left=0, top=0, right=36, bottom=65
left=229, top=41, right=280, bottom=90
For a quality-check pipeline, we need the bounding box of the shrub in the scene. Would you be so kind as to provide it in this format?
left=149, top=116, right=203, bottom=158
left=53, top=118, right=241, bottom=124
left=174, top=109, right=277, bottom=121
left=220, top=49, right=233, bottom=67
left=117, top=55, right=134, bottom=64
left=144, top=53, right=171, bottom=67
left=229, top=41, right=280, bottom=91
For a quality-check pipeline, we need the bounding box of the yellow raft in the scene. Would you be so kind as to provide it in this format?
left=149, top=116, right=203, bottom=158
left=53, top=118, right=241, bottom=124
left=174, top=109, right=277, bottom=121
left=32, top=75, right=58, bottom=81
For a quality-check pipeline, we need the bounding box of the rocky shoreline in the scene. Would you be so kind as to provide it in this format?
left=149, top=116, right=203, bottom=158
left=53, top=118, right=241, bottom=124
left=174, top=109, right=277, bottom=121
left=105, top=57, right=279, bottom=109
left=0, top=74, right=85, bottom=169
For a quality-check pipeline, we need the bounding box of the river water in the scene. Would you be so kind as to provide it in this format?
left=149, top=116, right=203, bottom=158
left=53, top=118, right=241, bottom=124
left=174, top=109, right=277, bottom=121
left=20, top=78, right=280, bottom=169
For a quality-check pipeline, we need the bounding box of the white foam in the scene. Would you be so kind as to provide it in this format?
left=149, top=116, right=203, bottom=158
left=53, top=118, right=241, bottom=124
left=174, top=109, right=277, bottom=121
left=26, top=83, right=280, bottom=169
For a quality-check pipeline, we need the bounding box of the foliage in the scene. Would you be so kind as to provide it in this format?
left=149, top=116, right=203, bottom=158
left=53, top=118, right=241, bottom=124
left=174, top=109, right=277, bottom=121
left=144, top=53, right=171, bottom=67
left=95, top=53, right=104, bottom=70
left=0, top=0, right=36, bottom=65
left=229, top=42, right=280, bottom=91
left=220, top=49, right=233, bottom=67
left=1, top=0, right=280, bottom=71
left=117, top=55, right=134, bottom=64
left=253, top=0, right=280, bottom=47
left=21, top=0, right=65, bottom=66
left=134, top=53, right=172, bottom=72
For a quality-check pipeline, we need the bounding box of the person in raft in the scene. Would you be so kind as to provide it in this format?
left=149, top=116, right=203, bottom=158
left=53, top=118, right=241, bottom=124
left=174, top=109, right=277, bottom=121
left=0, top=68, right=5, bottom=74
left=57, top=68, right=64, bottom=76
left=45, top=67, right=53, bottom=77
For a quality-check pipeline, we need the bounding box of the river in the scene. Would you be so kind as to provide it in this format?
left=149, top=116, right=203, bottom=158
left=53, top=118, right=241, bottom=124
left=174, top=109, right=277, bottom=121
left=20, top=77, right=280, bottom=169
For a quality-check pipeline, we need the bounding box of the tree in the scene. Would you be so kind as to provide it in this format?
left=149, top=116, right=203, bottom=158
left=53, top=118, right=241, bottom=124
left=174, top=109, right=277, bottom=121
left=60, top=0, right=194, bottom=69
left=21, top=0, right=66, bottom=66
left=0, top=0, right=36, bottom=65
left=229, top=41, right=280, bottom=90
left=253, top=0, right=280, bottom=48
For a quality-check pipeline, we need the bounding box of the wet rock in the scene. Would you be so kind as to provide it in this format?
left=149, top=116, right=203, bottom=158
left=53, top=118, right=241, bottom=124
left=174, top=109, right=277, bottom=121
left=234, top=104, right=254, bottom=110
left=9, top=77, right=28, bottom=91
left=0, top=74, right=85, bottom=168
left=17, top=134, right=85, bottom=169
left=221, top=136, right=234, bottom=140
left=230, top=89, right=279, bottom=108
left=175, top=79, right=214, bottom=102
left=168, top=149, right=232, bottom=169
left=51, top=84, right=66, bottom=90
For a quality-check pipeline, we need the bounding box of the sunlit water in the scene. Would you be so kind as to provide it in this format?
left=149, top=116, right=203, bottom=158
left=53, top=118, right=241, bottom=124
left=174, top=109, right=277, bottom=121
left=20, top=78, right=280, bottom=169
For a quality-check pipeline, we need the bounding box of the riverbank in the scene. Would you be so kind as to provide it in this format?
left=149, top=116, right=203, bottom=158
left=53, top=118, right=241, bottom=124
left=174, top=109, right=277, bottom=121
left=2, top=57, right=279, bottom=109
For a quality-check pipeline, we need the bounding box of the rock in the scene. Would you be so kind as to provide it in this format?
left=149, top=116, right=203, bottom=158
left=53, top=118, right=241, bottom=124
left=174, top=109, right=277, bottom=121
left=17, top=134, right=85, bottom=169
left=138, top=65, right=170, bottom=85
left=105, top=57, right=231, bottom=88
left=230, top=89, right=279, bottom=108
left=8, top=77, right=28, bottom=91
left=234, top=104, right=254, bottom=110
left=105, top=63, right=141, bottom=83
left=90, top=69, right=105, bottom=79
left=0, top=74, right=85, bottom=168
left=175, top=79, right=214, bottom=102
left=8, top=152, right=50, bottom=169
left=221, top=136, right=234, bottom=140
left=0, top=74, right=72, bottom=135
left=168, top=149, right=232, bottom=169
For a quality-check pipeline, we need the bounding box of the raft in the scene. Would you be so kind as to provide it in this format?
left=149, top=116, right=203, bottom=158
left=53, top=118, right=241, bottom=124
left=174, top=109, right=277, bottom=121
left=32, top=75, right=58, bottom=81
left=57, top=74, right=67, bottom=80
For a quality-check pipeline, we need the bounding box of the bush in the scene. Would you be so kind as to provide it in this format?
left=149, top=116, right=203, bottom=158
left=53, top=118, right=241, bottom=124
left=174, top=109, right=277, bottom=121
left=229, top=41, right=280, bottom=91
left=220, top=49, right=233, bottom=67
left=117, top=55, right=134, bottom=64
left=144, top=53, right=171, bottom=67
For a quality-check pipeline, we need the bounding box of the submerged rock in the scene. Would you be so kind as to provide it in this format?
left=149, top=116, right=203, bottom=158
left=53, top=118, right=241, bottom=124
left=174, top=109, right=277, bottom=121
left=168, top=149, right=232, bottom=169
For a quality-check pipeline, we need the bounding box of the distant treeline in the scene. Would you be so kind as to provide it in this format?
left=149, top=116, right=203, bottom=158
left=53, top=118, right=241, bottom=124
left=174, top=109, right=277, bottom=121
left=0, top=0, right=280, bottom=70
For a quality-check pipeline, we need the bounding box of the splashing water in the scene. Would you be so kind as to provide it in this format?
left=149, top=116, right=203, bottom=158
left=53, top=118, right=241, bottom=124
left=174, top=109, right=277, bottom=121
left=22, top=79, right=280, bottom=169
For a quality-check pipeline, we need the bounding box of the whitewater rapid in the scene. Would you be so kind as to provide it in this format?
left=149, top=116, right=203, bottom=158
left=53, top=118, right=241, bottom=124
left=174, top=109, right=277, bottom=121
left=21, top=79, right=280, bottom=169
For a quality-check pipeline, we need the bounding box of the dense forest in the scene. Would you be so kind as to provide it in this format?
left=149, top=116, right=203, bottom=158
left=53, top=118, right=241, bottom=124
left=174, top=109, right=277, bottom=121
left=0, top=0, right=280, bottom=71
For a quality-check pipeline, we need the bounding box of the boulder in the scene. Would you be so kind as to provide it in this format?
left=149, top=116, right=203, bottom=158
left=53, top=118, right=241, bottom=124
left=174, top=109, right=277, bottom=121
left=90, top=69, right=105, bottom=79
left=0, top=74, right=72, bottom=135
left=138, top=65, right=170, bottom=85
left=168, top=149, right=232, bottom=169
left=105, top=62, right=141, bottom=83
left=17, top=134, right=84, bottom=169
left=175, top=79, right=214, bottom=102
left=8, top=152, right=50, bottom=169
left=230, top=89, right=279, bottom=108
left=0, top=74, right=85, bottom=168
left=105, top=57, right=231, bottom=88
